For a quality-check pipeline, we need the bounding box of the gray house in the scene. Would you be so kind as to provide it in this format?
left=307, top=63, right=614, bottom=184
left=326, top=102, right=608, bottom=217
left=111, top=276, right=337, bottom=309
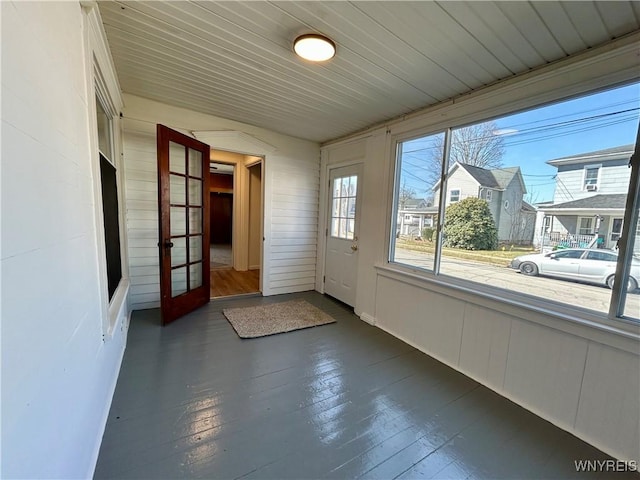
left=433, top=163, right=536, bottom=244
left=536, top=145, right=633, bottom=250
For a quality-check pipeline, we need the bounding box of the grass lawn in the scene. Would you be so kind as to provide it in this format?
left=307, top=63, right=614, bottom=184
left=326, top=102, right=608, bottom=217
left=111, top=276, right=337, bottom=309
left=397, top=238, right=536, bottom=267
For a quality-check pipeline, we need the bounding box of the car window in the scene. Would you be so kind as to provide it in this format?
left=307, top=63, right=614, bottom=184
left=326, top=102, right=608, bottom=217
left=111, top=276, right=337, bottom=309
left=552, top=250, right=584, bottom=259
left=585, top=251, right=617, bottom=262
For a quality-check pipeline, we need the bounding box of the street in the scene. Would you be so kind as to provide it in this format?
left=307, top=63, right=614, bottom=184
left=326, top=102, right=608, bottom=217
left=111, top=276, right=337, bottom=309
left=394, top=248, right=640, bottom=318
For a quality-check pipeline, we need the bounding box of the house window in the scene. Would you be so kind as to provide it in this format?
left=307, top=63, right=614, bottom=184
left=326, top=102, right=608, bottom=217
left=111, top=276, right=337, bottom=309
left=388, top=81, right=638, bottom=321
left=584, top=166, right=600, bottom=190
left=578, top=217, right=594, bottom=236
left=485, top=190, right=492, bottom=202
left=96, top=95, right=122, bottom=301
left=330, top=175, right=357, bottom=240
left=611, top=218, right=623, bottom=242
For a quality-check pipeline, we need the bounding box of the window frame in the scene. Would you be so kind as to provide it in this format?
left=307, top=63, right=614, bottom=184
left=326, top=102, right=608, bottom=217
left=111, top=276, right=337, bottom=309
left=385, top=83, right=639, bottom=330
left=485, top=189, right=493, bottom=202
left=578, top=216, right=594, bottom=235
left=583, top=164, right=601, bottom=190
left=84, top=6, right=130, bottom=342
left=449, top=189, right=460, bottom=203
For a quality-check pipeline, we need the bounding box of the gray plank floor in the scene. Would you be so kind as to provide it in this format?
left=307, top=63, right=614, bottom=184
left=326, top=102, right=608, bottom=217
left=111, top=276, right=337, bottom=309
left=95, top=292, right=636, bottom=479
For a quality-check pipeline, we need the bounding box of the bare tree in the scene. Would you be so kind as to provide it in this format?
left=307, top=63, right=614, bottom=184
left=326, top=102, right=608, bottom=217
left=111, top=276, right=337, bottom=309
left=427, top=120, right=506, bottom=185
left=398, top=181, right=416, bottom=209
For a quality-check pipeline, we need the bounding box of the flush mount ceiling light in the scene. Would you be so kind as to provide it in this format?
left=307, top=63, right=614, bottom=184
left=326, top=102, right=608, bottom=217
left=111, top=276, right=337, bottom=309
left=293, top=34, right=336, bottom=62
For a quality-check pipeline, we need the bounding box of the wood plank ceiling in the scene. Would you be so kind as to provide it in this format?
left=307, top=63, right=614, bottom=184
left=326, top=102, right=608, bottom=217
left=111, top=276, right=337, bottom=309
left=98, top=1, right=640, bottom=143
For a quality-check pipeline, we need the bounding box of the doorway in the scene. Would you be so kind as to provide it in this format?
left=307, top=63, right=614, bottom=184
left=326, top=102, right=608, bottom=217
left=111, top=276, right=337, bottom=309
left=208, top=150, right=263, bottom=298
left=324, top=163, right=363, bottom=307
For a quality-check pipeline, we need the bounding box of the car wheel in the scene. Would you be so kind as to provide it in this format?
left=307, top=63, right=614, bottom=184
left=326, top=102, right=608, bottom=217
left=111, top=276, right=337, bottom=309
left=607, top=275, right=639, bottom=292
left=519, top=262, right=538, bottom=276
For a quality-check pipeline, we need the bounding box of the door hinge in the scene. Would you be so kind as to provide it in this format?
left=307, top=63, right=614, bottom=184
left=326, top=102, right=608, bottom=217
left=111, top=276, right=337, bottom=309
left=323, top=275, right=325, bottom=283
left=325, top=228, right=328, bottom=237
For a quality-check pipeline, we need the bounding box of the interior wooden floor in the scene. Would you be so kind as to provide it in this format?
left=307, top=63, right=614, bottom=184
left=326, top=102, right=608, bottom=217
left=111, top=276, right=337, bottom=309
left=94, top=292, right=635, bottom=480
left=210, top=268, right=259, bottom=298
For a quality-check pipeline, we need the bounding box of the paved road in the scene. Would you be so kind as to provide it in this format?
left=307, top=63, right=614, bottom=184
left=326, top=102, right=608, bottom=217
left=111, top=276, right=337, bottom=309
left=394, top=248, right=640, bottom=318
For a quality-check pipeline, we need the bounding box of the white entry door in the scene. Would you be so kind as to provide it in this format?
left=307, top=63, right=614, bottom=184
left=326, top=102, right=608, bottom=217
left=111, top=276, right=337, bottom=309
left=325, top=164, right=363, bottom=306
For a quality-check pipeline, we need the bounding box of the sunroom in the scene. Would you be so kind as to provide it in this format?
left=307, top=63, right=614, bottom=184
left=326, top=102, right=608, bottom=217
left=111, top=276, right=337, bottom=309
left=2, top=1, right=639, bottom=478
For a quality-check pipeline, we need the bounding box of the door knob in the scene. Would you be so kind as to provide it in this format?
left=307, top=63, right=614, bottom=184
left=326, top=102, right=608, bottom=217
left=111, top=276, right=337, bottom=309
left=164, top=240, right=174, bottom=249
left=351, top=244, right=358, bottom=251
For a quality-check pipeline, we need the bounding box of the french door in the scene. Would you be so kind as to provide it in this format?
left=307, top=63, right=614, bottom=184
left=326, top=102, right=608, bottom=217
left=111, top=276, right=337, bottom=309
left=157, top=125, right=210, bottom=325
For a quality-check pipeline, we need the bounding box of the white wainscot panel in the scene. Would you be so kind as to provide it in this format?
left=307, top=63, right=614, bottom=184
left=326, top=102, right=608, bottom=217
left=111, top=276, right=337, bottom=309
left=575, top=343, right=640, bottom=463
left=459, top=304, right=512, bottom=391
left=504, top=319, right=589, bottom=431
left=375, top=276, right=465, bottom=366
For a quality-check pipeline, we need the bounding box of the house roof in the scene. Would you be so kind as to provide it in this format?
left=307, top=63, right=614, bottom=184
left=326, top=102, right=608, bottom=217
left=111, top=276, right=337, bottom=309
left=546, top=144, right=634, bottom=167
left=454, top=163, right=524, bottom=191
left=521, top=201, right=536, bottom=212
left=542, top=194, right=627, bottom=210
left=403, top=198, right=431, bottom=208
left=457, top=164, right=501, bottom=189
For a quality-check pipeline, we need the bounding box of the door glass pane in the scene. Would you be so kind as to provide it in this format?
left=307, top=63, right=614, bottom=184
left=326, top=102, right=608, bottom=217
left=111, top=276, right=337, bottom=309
left=170, top=174, right=185, bottom=204
left=171, top=237, right=186, bottom=267
left=171, top=266, right=187, bottom=297
left=189, top=262, right=203, bottom=290
left=188, top=148, right=202, bottom=178
left=330, top=174, right=358, bottom=239
left=331, top=218, right=339, bottom=237
left=169, top=141, right=186, bottom=174
left=189, top=208, right=202, bottom=234
left=188, top=178, right=202, bottom=206
left=189, top=236, right=202, bottom=262
left=170, top=207, right=186, bottom=236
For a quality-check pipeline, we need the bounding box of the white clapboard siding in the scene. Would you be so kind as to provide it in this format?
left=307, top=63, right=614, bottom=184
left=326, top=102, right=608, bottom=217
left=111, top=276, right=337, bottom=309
left=123, top=116, right=321, bottom=309
left=123, top=130, right=160, bottom=309
left=266, top=152, right=319, bottom=294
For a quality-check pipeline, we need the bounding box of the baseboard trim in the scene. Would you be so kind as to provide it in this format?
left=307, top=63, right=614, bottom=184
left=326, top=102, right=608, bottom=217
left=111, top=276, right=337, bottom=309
left=360, top=312, right=376, bottom=325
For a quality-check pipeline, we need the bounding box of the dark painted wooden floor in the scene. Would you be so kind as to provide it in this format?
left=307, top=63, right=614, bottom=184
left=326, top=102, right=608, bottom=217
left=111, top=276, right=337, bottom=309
left=95, top=292, right=635, bottom=479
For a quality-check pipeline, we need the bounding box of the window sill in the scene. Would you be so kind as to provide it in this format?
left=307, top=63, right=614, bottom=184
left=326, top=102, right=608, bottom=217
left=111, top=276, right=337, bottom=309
left=105, top=278, right=130, bottom=340
left=375, top=263, right=640, bottom=354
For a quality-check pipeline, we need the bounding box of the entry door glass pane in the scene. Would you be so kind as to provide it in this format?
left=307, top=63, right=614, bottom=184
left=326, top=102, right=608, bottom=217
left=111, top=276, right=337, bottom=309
left=168, top=138, right=205, bottom=297
left=172, top=266, right=187, bottom=297
left=331, top=175, right=357, bottom=240
left=169, top=142, right=186, bottom=174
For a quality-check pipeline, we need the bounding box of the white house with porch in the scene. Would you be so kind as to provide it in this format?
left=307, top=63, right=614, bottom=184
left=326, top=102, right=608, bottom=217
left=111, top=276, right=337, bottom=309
left=535, top=145, right=633, bottom=251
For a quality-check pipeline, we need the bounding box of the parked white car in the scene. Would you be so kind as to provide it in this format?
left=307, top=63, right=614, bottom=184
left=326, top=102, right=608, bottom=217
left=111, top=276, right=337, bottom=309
left=510, top=248, right=639, bottom=292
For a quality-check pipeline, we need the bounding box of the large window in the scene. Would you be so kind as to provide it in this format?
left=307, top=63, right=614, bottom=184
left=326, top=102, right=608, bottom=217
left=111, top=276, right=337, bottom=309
left=390, top=83, right=639, bottom=322
left=96, top=94, right=122, bottom=301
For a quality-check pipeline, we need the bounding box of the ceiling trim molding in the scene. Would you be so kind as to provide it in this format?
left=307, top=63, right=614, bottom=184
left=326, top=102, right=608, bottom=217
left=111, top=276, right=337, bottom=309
left=192, top=131, right=277, bottom=156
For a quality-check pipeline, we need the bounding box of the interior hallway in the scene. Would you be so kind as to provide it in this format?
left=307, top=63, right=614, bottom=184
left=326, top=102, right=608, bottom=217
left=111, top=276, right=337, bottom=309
left=93, top=292, right=633, bottom=480
left=209, top=243, right=260, bottom=297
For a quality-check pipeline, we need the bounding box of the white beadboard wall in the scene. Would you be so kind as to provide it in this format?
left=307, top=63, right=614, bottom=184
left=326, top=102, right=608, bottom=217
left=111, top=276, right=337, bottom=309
left=122, top=94, right=320, bottom=309
left=372, top=274, right=640, bottom=463
left=320, top=37, right=640, bottom=464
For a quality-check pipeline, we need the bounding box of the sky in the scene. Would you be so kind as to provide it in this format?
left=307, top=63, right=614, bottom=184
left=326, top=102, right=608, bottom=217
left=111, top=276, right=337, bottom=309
left=399, top=81, right=640, bottom=203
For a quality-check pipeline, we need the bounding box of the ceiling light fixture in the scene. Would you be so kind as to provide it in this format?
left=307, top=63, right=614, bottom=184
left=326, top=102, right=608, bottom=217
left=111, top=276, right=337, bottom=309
left=293, top=34, right=336, bottom=62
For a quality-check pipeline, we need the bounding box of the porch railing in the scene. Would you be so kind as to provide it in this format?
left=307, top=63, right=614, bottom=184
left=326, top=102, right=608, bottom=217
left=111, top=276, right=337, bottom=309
left=541, top=232, right=598, bottom=250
